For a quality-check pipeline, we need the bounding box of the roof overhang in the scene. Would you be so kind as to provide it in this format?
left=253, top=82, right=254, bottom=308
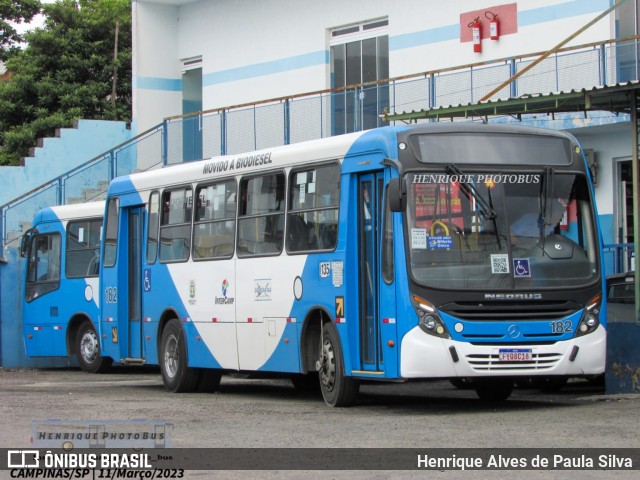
left=384, top=81, right=640, bottom=122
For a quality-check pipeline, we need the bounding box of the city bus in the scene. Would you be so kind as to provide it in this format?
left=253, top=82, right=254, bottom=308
left=99, top=123, right=605, bottom=406
left=20, top=201, right=113, bottom=373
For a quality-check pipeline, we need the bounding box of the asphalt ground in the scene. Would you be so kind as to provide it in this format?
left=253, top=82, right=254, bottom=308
left=1, top=368, right=638, bottom=479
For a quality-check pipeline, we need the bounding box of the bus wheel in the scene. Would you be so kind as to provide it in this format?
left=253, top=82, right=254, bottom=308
left=76, top=321, right=112, bottom=373
left=475, top=379, right=514, bottom=402
left=318, top=323, right=358, bottom=407
left=196, top=368, right=222, bottom=393
left=160, top=319, right=200, bottom=393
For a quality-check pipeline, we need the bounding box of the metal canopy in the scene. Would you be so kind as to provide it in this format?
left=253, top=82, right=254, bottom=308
left=384, top=81, right=640, bottom=323
left=383, top=82, right=640, bottom=123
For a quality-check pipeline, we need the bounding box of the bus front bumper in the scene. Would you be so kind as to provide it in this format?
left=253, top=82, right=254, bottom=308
left=400, top=324, right=606, bottom=379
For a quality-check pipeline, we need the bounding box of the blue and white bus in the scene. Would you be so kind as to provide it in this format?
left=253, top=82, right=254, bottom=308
left=99, top=123, right=605, bottom=405
left=21, top=201, right=112, bottom=372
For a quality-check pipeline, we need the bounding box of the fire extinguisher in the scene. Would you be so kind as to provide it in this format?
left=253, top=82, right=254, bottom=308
left=468, top=17, right=482, bottom=53
left=486, top=11, right=499, bottom=40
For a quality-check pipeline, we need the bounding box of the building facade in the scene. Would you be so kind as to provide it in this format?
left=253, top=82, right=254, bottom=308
left=132, top=0, right=638, bottom=269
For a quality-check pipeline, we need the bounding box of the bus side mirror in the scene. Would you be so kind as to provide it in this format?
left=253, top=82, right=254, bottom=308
left=20, top=229, right=34, bottom=258
left=387, top=178, right=405, bottom=212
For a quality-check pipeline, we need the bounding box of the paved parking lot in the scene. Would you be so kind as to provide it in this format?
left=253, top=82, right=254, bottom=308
left=1, top=368, right=638, bottom=479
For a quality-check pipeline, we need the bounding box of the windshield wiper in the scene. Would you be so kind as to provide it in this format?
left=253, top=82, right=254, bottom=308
left=447, top=164, right=501, bottom=249
left=538, top=167, right=555, bottom=250
left=446, top=164, right=497, bottom=219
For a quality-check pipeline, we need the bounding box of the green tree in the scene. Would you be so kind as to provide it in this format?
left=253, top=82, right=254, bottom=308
left=0, top=0, right=131, bottom=166
left=0, top=0, right=41, bottom=61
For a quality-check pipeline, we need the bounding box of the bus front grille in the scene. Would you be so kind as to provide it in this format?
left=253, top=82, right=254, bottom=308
left=441, top=301, right=581, bottom=321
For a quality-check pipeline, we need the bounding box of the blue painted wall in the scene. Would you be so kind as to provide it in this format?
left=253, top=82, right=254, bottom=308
left=0, top=120, right=131, bottom=206
left=606, top=323, right=640, bottom=394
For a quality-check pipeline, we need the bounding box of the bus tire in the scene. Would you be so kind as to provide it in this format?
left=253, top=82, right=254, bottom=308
left=196, top=368, right=222, bottom=393
left=76, top=321, right=112, bottom=373
left=475, top=379, right=514, bottom=402
left=318, top=322, right=359, bottom=407
left=160, top=319, right=200, bottom=393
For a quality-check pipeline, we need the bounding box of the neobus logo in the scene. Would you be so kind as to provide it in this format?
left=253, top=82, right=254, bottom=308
left=484, top=293, right=543, bottom=300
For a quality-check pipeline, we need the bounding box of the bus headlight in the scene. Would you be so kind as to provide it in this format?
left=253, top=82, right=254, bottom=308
left=411, top=295, right=450, bottom=339
left=575, top=294, right=601, bottom=337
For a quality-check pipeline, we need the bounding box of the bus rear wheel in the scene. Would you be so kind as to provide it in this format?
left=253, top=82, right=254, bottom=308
left=318, top=323, right=358, bottom=407
left=76, top=321, right=112, bottom=373
left=160, top=319, right=200, bottom=392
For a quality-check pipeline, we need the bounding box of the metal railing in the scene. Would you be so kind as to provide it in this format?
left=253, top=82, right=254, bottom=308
left=1, top=124, right=165, bottom=248
left=604, top=243, right=636, bottom=276
left=2, top=36, right=640, bottom=249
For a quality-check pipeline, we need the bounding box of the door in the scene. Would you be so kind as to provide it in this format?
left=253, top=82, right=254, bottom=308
left=358, top=173, right=385, bottom=370
left=617, top=160, right=634, bottom=272
left=127, top=206, right=145, bottom=359
left=182, top=67, right=203, bottom=161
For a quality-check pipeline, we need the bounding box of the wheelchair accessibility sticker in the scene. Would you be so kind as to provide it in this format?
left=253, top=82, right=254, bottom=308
left=144, top=269, right=152, bottom=292
left=513, top=258, right=531, bottom=278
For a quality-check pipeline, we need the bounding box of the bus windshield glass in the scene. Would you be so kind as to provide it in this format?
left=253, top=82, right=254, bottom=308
left=405, top=169, right=599, bottom=289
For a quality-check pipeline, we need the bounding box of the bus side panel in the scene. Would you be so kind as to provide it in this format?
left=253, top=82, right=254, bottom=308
left=163, top=263, right=228, bottom=369
left=236, top=255, right=306, bottom=373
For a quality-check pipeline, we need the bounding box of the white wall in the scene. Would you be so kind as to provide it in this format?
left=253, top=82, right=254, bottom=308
left=134, top=1, right=182, bottom=135
left=570, top=122, right=632, bottom=248
left=134, top=0, right=615, bottom=130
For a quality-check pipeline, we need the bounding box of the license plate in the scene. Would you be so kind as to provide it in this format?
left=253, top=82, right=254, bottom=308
left=498, top=349, right=532, bottom=362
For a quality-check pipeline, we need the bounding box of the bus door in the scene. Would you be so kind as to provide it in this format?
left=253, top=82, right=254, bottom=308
left=126, top=206, right=145, bottom=360
left=358, top=172, right=395, bottom=372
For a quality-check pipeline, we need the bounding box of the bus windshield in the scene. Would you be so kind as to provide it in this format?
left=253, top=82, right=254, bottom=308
left=406, top=169, right=599, bottom=290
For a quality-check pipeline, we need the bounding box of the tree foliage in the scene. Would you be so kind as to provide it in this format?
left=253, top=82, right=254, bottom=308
left=0, top=0, right=41, bottom=61
left=0, top=0, right=131, bottom=166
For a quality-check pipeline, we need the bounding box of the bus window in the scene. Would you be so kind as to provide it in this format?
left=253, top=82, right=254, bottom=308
left=26, top=233, right=61, bottom=302
left=147, top=191, right=160, bottom=264
left=193, top=180, right=237, bottom=260
left=287, top=164, right=340, bottom=252
left=238, top=173, right=285, bottom=256
left=66, top=218, right=102, bottom=278
left=159, top=187, right=193, bottom=262
left=103, top=198, right=119, bottom=267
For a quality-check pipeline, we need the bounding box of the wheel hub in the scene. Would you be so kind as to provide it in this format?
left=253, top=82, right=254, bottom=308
left=319, top=338, right=336, bottom=391
left=80, top=331, right=99, bottom=363
left=164, top=335, right=179, bottom=379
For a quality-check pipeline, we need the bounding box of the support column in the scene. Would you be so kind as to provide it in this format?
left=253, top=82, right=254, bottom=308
left=632, top=93, right=640, bottom=321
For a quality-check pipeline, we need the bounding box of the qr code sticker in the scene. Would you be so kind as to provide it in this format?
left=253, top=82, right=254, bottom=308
left=491, top=254, right=510, bottom=274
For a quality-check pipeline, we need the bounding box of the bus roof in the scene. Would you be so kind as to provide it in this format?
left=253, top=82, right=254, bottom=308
left=108, top=128, right=382, bottom=196
left=33, top=201, right=105, bottom=226
left=107, top=123, right=578, bottom=198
